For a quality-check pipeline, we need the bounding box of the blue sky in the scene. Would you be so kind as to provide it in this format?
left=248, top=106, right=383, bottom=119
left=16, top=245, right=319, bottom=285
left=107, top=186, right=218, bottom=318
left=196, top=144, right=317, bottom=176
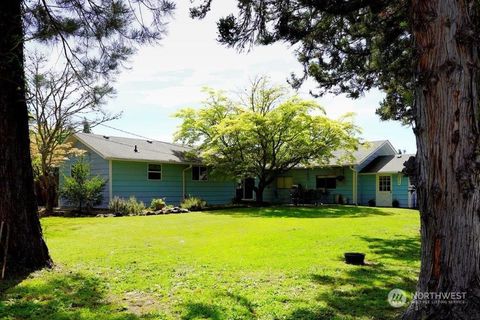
left=84, top=1, right=417, bottom=153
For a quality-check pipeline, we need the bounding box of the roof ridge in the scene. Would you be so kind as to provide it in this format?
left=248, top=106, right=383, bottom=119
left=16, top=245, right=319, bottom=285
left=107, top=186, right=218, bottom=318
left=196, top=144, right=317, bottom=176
left=76, top=132, right=188, bottom=148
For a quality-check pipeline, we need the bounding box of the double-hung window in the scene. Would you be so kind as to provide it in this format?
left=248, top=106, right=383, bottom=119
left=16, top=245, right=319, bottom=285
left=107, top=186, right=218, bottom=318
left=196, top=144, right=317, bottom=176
left=148, top=164, right=162, bottom=180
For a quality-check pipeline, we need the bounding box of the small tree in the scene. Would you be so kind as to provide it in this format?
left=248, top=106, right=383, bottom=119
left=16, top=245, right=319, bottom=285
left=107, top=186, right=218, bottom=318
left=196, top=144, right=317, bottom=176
left=175, top=77, right=360, bottom=203
left=60, top=158, right=106, bottom=213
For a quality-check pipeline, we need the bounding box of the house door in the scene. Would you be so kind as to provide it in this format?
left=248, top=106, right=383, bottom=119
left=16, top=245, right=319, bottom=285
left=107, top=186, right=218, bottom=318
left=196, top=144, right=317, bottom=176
left=243, top=178, right=255, bottom=200
left=376, top=175, right=392, bottom=207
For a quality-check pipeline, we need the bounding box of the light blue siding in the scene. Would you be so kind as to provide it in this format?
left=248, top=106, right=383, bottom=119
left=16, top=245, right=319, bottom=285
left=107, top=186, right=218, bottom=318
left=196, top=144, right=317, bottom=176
left=358, top=174, right=376, bottom=206
left=58, top=141, right=110, bottom=208
left=112, top=161, right=236, bottom=206
left=392, top=173, right=410, bottom=207
left=184, top=168, right=236, bottom=205
left=264, top=167, right=355, bottom=204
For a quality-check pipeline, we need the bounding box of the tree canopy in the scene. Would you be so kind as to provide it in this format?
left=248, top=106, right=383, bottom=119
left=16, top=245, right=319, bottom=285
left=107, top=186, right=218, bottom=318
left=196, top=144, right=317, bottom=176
left=191, top=0, right=413, bottom=124
left=174, top=77, right=360, bottom=202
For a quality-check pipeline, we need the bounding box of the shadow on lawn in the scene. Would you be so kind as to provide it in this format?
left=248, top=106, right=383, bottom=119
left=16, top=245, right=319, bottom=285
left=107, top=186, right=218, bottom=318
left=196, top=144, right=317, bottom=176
left=295, top=235, right=420, bottom=320
left=207, top=205, right=395, bottom=219
left=0, top=272, right=154, bottom=320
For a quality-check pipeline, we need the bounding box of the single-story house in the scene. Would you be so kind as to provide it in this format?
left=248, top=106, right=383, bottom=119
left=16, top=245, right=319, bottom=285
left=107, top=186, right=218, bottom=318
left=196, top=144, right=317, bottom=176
left=59, top=133, right=416, bottom=208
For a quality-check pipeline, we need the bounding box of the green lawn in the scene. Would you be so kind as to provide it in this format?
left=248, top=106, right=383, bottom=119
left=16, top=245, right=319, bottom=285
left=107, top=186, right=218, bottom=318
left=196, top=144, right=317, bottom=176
left=1, top=206, right=420, bottom=319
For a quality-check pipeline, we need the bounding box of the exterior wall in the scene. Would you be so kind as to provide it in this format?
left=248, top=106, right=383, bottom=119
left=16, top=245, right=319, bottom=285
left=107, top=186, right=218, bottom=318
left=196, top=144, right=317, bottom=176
left=392, top=173, right=410, bottom=207
left=111, top=161, right=236, bottom=206
left=358, top=173, right=411, bottom=207
left=58, top=141, right=110, bottom=208
left=358, top=174, right=376, bottom=206
left=183, top=168, right=236, bottom=205
left=264, top=167, right=355, bottom=204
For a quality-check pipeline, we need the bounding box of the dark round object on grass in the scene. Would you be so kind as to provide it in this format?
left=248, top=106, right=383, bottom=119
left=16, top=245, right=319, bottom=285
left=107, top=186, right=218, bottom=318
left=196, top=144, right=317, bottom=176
left=344, top=252, right=365, bottom=265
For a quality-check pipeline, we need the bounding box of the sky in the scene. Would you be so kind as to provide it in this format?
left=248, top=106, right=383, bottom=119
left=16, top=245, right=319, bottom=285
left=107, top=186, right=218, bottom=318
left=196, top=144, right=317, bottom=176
left=75, top=1, right=417, bottom=153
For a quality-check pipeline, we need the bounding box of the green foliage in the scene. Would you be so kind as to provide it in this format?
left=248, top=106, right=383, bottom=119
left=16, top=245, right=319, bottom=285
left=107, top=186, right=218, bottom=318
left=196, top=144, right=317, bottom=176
left=150, top=198, right=166, bottom=210
left=108, top=196, right=145, bottom=215
left=192, top=0, right=416, bottom=124
left=60, top=158, right=106, bottom=212
left=8, top=206, right=420, bottom=319
left=181, top=197, right=207, bottom=211
left=175, top=77, right=360, bottom=201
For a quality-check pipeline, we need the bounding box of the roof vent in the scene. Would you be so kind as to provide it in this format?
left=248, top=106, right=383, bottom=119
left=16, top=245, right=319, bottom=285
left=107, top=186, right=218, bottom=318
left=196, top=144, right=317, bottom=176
left=103, top=135, right=110, bottom=139
left=147, top=140, right=153, bottom=144
left=134, top=145, right=138, bottom=153
left=396, top=154, right=402, bottom=158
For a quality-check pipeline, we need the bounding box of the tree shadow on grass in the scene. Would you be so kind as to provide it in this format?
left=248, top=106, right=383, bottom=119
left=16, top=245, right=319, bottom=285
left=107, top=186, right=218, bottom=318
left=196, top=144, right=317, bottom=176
left=206, top=205, right=397, bottom=219
left=0, top=272, right=155, bottom=320
left=181, top=302, right=224, bottom=320
left=297, top=235, right=420, bottom=319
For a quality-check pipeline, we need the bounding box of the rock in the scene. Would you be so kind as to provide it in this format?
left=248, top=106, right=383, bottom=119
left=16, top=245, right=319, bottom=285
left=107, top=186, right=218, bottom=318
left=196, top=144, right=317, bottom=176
left=154, top=210, right=163, bottom=215
left=104, top=213, right=116, bottom=217
left=179, top=208, right=189, bottom=213
left=96, top=214, right=105, bottom=218
left=145, top=210, right=155, bottom=216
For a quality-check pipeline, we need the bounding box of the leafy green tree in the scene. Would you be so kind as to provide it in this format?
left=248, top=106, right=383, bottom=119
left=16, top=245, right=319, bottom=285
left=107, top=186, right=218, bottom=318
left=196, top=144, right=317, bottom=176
left=191, top=0, right=480, bottom=317
left=175, top=77, right=360, bottom=203
left=0, top=0, right=174, bottom=278
left=60, top=158, right=106, bottom=213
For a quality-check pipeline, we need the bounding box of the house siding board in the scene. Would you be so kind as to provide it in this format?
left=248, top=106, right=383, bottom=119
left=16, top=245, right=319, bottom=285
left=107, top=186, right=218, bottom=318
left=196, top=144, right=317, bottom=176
left=111, top=161, right=236, bottom=206
left=264, top=167, right=355, bottom=204
left=392, top=173, right=410, bottom=207
left=184, top=170, right=236, bottom=205
left=358, top=174, right=376, bottom=206
left=58, top=141, right=110, bottom=208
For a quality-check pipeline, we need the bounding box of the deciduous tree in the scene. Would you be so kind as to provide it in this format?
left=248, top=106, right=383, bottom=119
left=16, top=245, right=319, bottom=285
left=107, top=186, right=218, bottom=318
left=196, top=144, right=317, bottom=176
left=191, top=0, right=480, bottom=317
left=0, top=0, right=174, bottom=278
left=174, top=77, right=360, bottom=203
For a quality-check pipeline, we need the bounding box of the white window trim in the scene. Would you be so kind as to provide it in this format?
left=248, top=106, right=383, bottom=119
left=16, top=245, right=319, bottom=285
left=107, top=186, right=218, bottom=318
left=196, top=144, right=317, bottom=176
left=147, top=163, right=162, bottom=180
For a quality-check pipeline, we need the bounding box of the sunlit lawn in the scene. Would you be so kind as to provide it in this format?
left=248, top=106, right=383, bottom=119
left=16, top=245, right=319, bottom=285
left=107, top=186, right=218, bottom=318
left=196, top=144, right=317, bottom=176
left=1, top=206, right=420, bottom=319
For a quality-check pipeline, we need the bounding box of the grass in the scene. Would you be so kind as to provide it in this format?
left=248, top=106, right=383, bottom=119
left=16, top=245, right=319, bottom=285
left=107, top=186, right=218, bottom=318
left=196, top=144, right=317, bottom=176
left=0, top=206, right=420, bottom=319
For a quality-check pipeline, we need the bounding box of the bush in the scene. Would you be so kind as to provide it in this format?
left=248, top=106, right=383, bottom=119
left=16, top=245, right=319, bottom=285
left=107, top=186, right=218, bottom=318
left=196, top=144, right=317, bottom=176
left=108, top=196, right=145, bottom=215
left=150, top=198, right=166, bottom=210
left=368, top=199, right=376, bottom=207
left=181, top=197, right=207, bottom=211
left=392, top=199, right=400, bottom=208
left=60, top=158, right=106, bottom=213
left=125, top=196, right=145, bottom=215
left=109, top=196, right=128, bottom=215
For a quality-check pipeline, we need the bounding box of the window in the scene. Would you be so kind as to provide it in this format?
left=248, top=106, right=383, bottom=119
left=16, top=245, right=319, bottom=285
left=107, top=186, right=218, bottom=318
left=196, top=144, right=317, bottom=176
left=316, top=177, right=336, bottom=189
left=277, top=176, right=293, bottom=189
left=148, top=164, right=162, bottom=180
left=192, top=166, right=208, bottom=181
left=379, top=175, right=391, bottom=191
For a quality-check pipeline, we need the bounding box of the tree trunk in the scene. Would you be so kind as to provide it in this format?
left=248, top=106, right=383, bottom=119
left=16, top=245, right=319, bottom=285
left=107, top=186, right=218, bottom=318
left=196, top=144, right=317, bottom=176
left=40, top=174, right=57, bottom=215
left=404, top=0, right=480, bottom=318
left=0, top=0, right=52, bottom=278
left=255, top=181, right=266, bottom=204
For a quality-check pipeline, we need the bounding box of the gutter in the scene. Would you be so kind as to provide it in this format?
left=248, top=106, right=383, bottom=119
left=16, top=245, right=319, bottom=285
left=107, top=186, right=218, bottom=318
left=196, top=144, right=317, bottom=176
left=182, top=164, right=192, bottom=200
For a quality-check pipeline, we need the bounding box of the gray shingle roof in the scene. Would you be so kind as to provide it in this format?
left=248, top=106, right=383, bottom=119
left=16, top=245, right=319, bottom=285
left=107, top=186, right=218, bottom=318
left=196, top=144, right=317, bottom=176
left=74, top=133, right=193, bottom=163
left=359, top=154, right=415, bottom=173
left=329, top=140, right=391, bottom=166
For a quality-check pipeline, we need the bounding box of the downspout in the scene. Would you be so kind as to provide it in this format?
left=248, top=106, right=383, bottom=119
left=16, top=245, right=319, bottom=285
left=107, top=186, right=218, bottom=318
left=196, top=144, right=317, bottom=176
left=183, top=164, right=192, bottom=200
left=350, top=166, right=358, bottom=205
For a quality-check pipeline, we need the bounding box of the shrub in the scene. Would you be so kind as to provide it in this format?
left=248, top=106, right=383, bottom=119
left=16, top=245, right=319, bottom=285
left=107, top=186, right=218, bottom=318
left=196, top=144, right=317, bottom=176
left=368, top=199, right=376, bottom=207
left=60, top=158, right=106, bottom=213
left=125, top=196, right=145, bottom=215
left=181, top=197, right=207, bottom=211
left=392, top=199, right=400, bottom=208
left=150, top=198, right=166, bottom=210
left=109, top=196, right=128, bottom=215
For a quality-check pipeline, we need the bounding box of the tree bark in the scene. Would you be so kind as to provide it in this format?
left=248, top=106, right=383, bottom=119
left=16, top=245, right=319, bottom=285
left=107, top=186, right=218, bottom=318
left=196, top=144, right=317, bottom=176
left=0, top=0, right=52, bottom=278
left=255, top=180, right=266, bottom=204
left=404, top=0, right=480, bottom=318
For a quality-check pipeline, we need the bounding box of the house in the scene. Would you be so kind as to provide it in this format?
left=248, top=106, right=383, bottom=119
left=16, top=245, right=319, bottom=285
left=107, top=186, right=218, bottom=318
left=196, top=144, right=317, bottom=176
left=59, top=133, right=415, bottom=208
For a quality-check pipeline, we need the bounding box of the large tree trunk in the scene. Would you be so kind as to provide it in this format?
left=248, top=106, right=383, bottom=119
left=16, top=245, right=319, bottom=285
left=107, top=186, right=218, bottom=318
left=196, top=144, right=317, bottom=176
left=404, top=0, right=480, bottom=318
left=0, top=0, right=52, bottom=278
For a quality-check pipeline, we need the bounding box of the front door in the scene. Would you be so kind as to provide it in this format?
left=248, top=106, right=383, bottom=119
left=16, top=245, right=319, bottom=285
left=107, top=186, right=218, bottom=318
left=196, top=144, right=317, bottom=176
left=243, top=178, right=255, bottom=200
left=376, top=175, right=392, bottom=207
